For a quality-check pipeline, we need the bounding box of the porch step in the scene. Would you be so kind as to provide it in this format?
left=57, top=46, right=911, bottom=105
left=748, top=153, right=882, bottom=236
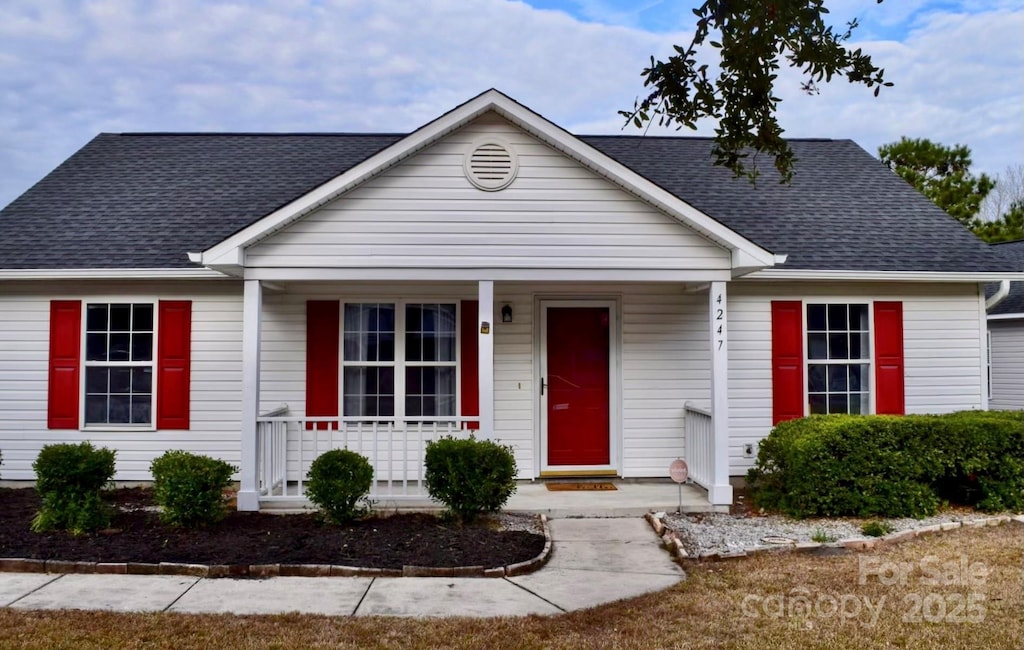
left=504, top=481, right=726, bottom=518
left=256, top=480, right=727, bottom=517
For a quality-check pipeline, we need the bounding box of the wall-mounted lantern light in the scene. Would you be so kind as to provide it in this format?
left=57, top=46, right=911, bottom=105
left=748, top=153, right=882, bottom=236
left=501, top=304, right=513, bottom=323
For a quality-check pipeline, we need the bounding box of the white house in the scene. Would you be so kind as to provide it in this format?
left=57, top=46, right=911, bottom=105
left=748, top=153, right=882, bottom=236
left=987, top=240, right=1024, bottom=410
left=1, top=90, right=1019, bottom=510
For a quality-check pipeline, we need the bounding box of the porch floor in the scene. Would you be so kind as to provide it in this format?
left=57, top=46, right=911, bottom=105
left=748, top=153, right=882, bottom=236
left=505, top=480, right=726, bottom=517
left=261, top=479, right=726, bottom=516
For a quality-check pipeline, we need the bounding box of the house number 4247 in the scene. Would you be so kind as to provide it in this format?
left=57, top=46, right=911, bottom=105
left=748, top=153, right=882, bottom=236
left=715, top=293, right=725, bottom=351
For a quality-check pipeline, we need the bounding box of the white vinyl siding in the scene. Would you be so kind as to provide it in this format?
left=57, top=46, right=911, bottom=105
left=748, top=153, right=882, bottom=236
left=245, top=114, right=730, bottom=272
left=620, top=286, right=708, bottom=476
left=988, top=320, right=1024, bottom=410
left=727, top=281, right=986, bottom=476
left=0, top=281, right=243, bottom=481
left=257, top=282, right=708, bottom=479
left=2, top=277, right=988, bottom=484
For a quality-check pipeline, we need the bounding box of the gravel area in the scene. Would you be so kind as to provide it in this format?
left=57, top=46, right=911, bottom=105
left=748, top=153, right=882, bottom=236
left=492, top=512, right=545, bottom=535
left=662, top=509, right=1002, bottom=557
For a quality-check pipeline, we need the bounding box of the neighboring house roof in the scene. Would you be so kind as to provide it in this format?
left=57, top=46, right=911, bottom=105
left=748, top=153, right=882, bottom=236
left=0, top=96, right=1014, bottom=274
left=987, top=240, right=1024, bottom=316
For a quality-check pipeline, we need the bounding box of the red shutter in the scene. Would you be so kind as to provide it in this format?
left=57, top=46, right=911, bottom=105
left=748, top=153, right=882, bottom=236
left=873, top=301, right=905, bottom=415
left=48, top=301, right=82, bottom=429
left=460, top=300, right=479, bottom=430
left=771, top=301, right=805, bottom=424
left=157, top=301, right=192, bottom=429
left=306, top=301, right=340, bottom=429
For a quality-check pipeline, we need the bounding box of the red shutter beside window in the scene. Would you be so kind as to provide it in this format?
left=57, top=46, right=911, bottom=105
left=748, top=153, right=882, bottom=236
left=460, top=300, right=479, bottom=430
left=157, top=301, right=192, bottom=429
left=771, top=301, right=805, bottom=424
left=306, top=301, right=340, bottom=429
left=873, top=301, right=905, bottom=415
left=48, top=301, right=82, bottom=429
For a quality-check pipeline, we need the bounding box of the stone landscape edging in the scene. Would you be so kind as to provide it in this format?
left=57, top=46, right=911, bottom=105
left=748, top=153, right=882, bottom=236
left=645, top=512, right=1024, bottom=562
left=0, top=514, right=553, bottom=579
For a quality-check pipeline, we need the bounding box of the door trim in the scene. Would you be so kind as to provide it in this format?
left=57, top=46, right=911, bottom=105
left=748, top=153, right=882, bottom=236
left=537, top=299, right=620, bottom=475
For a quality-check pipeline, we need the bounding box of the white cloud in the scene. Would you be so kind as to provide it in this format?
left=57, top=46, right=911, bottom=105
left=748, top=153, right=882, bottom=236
left=773, top=8, right=1024, bottom=174
left=0, top=0, right=1020, bottom=208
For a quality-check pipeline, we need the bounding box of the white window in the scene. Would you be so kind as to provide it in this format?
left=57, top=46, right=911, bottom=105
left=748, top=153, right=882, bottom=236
left=403, top=303, right=457, bottom=418
left=84, top=303, right=154, bottom=425
left=341, top=302, right=457, bottom=419
left=806, top=303, right=870, bottom=415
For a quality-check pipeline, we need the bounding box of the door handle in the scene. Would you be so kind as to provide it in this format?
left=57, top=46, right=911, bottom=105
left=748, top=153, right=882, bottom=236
left=540, top=377, right=547, bottom=396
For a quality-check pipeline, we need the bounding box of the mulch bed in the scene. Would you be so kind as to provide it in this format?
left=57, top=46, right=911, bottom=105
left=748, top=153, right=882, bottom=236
left=0, top=488, right=545, bottom=569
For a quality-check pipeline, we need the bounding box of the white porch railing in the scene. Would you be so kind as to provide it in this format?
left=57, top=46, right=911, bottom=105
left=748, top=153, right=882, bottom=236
left=684, top=402, right=713, bottom=490
left=255, top=415, right=481, bottom=503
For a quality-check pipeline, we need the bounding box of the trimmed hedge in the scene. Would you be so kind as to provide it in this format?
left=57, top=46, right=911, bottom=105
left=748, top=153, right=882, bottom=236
left=424, top=436, right=517, bottom=523
left=305, top=449, right=374, bottom=524
left=31, top=442, right=116, bottom=534
left=151, top=451, right=238, bottom=527
left=747, top=410, right=1024, bottom=518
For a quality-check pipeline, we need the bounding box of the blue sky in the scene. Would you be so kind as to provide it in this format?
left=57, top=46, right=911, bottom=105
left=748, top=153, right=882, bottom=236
left=0, top=1, right=1021, bottom=211
left=526, top=0, right=985, bottom=38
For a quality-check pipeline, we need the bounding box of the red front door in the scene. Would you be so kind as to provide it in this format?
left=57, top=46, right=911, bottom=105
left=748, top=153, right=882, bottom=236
left=546, top=307, right=610, bottom=466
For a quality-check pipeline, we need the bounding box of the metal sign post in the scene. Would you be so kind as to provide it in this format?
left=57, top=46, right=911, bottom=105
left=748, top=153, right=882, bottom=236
left=669, top=458, right=689, bottom=514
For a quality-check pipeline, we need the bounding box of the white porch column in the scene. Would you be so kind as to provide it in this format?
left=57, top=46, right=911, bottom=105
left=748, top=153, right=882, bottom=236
left=708, top=281, right=734, bottom=505
left=478, top=280, right=495, bottom=438
left=237, top=279, right=263, bottom=511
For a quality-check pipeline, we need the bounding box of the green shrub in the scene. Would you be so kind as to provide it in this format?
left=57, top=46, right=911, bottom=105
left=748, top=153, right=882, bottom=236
left=747, top=415, right=940, bottom=518
left=747, top=410, right=1024, bottom=519
left=31, top=442, right=116, bottom=534
left=150, top=451, right=237, bottom=527
left=305, top=449, right=374, bottom=524
left=929, top=410, right=1024, bottom=512
left=424, top=435, right=517, bottom=523
left=861, top=520, right=894, bottom=537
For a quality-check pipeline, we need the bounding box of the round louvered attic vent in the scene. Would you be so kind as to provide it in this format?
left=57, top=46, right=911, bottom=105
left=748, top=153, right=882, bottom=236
left=464, top=138, right=518, bottom=191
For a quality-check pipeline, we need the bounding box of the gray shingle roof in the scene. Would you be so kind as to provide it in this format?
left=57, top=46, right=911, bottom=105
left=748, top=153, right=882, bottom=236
left=0, top=131, right=1015, bottom=273
left=0, top=133, right=400, bottom=269
left=987, top=240, right=1024, bottom=316
left=583, top=136, right=1007, bottom=272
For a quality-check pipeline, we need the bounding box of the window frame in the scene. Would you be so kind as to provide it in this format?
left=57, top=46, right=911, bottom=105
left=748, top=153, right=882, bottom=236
left=986, top=330, right=992, bottom=401
left=79, top=298, right=159, bottom=432
left=339, top=299, right=462, bottom=423
left=802, top=300, right=876, bottom=416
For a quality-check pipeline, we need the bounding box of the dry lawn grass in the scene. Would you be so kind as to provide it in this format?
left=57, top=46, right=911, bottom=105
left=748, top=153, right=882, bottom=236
left=0, top=523, right=1021, bottom=649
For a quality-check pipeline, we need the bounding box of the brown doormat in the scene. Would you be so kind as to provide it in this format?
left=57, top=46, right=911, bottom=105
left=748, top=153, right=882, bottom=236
left=545, top=482, right=618, bottom=491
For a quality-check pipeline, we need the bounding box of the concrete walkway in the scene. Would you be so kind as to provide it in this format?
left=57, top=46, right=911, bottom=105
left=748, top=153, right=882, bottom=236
left=0, top=518, right=682, bottom=617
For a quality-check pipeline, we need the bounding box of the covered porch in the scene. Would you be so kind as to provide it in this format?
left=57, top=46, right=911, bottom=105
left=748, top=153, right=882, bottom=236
left=185, top=90, right=782, bottom=514
left=235, top=278, right=735, bottom=511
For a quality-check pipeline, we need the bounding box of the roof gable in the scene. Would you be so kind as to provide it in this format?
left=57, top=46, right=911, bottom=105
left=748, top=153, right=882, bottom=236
left=244, top=112, right=734, bottom=273
left=199, top=89, right=774, bottom=272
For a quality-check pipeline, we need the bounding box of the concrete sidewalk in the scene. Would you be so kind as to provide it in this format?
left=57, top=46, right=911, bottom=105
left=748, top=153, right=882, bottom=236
left=0, top=518, right=682, bottom=617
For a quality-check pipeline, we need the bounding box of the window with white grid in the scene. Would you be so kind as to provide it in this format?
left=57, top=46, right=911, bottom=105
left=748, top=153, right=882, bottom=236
left=806, top=303, right=871, bottom=415
left=341, top=302, right=458, bottom=420
left=83, top=303, right=154, bottom=425
left=404, top=303, right=456, bottom=418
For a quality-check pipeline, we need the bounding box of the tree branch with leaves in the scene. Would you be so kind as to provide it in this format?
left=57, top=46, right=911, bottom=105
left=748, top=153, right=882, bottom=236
left=622, top=0, right=891, bottom=182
